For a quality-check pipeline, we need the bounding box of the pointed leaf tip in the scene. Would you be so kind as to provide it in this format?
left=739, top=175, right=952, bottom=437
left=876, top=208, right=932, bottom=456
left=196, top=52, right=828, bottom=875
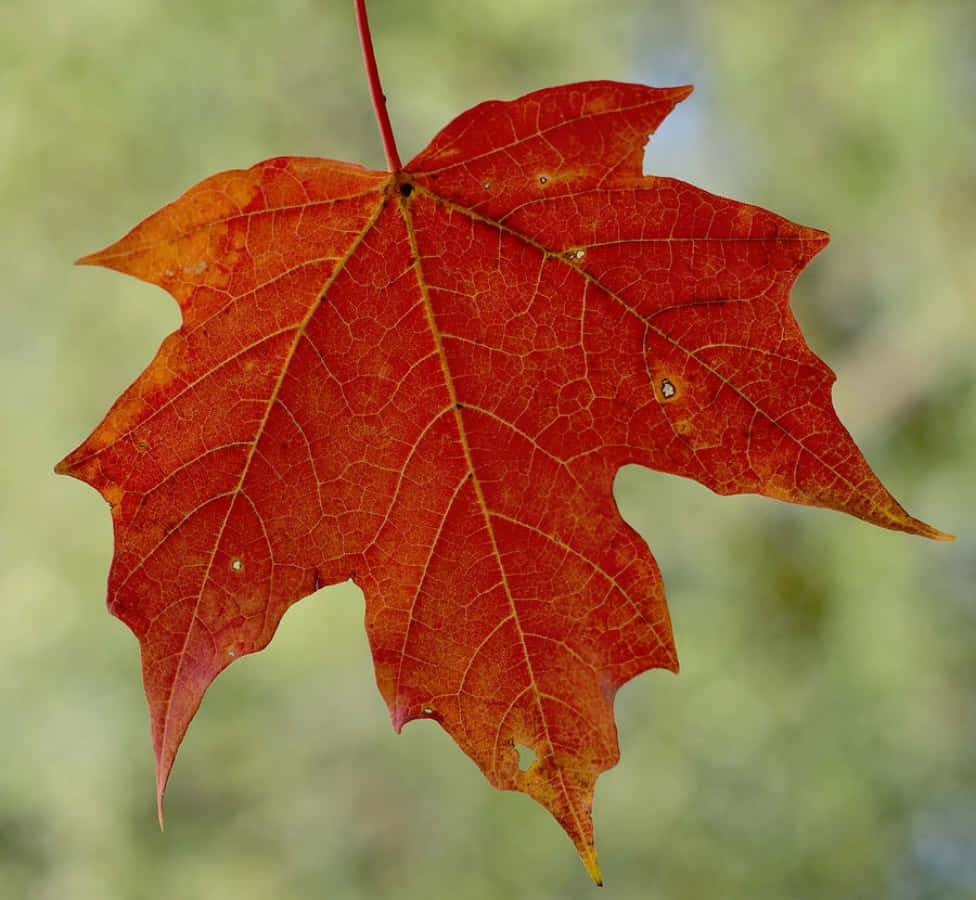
left=75, top=243, right=115, bottom=267
left=580, top=844, right=603, bottom=886
left=156, top=770, right=167, bottom=829
left=894, top=512, right=954, bottom=542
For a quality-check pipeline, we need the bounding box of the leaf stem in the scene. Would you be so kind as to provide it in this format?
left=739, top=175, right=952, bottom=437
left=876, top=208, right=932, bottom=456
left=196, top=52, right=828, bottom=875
left=355, top=0, right=402, bottom=173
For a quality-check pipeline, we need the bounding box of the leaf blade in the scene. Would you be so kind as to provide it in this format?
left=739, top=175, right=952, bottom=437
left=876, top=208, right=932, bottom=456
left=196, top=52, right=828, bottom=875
left=57, top=81, right=949, bottom=877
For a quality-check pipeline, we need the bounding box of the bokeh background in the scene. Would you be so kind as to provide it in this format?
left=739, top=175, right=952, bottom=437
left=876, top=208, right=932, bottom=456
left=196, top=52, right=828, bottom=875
left=3, top=0, right=974, bottom=897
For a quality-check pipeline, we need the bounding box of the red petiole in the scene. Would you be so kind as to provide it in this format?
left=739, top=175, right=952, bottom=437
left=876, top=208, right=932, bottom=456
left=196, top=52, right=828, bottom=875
left=355, top=0, right=402, bottom=173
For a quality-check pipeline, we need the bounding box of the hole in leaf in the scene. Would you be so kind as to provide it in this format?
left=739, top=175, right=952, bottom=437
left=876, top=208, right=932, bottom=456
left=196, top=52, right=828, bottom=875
left=538, top=174, right=549, bottom=185
left=516, top=743, right=537, bottom=771
left=422, top=706, right=434, bottom=716
left=660, top=378, right=676, bottom=399
left=230, top=558, right=243, bottom=572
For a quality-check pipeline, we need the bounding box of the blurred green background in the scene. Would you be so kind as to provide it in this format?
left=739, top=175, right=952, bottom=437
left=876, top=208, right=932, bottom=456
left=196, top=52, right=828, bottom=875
left=3, top=0, right=974, bottom=897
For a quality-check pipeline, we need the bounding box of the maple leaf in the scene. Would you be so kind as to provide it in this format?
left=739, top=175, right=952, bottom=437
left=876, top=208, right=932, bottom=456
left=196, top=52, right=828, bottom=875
left=56, top=78, right=949, bottom=882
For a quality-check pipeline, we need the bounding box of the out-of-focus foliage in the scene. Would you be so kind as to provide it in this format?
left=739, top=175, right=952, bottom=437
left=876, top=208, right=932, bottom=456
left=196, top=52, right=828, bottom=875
left=2, top=0, right=972, bottom=897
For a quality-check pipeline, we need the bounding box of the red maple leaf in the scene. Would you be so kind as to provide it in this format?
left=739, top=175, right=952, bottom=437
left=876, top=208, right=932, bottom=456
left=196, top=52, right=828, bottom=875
left=56, top=7, right=949, bottom=883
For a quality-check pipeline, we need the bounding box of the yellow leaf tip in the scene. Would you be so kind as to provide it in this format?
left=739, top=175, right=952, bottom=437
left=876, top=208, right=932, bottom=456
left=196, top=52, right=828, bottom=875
left=911, top=519, right=955, bottom=542
left=156, top=762, right=170, bottom=831
left=580, top=844, right=602, bottom=886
